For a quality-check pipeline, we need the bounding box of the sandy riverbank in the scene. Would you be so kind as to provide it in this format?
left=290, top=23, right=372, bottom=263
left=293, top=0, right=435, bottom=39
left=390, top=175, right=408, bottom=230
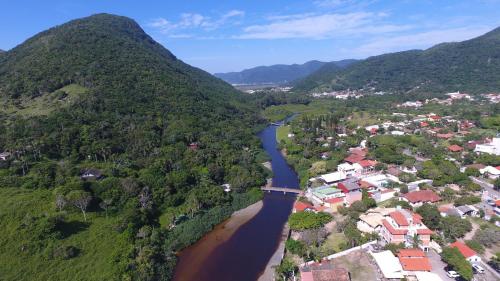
left=173, top=200, right=264, bottom=281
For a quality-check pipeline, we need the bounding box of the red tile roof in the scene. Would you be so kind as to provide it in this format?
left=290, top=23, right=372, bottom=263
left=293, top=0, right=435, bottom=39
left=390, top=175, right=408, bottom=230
left=294, top=201, right=313, bottom=212
left=417, top=228, right=433, bottom=235
left=496, top=199, right=500, bottom=207
left=430, top=115, right=441, bottom=120
left=450, top=241, right=477, bottom=258
left=398, top=249, right=426, bottom=257
left=420, top=122, right=429, bottom=127
left=398, top=257, right=432, bottom=271
left=437, top=133, right=454, bottom=139
left=413, top=213, right=423, bottom=224
left=359, top=159, right=377, bottom=168
left=390, top=211, right=409, bottom=226
left=448, top=145, right=463, bottom=152
left=403, top=190, right=441, bottom=204
left=344, top=154, right=365, bottom=164
left=382, top=220, right=408, bottom=235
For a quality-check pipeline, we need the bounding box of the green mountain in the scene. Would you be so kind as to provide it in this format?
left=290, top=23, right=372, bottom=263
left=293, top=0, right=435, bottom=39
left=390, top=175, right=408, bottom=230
left=295, top=27, right=500, bottom=93
left=0, top=14, right=266, bottom=280
left=214, top=59, right=356, bottom=85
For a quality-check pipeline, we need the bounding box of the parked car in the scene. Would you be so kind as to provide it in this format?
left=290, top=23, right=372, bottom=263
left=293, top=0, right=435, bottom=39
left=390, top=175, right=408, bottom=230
left=446, top=270, right=460, bottom=278
left=472, top=264, right=485, bottom=274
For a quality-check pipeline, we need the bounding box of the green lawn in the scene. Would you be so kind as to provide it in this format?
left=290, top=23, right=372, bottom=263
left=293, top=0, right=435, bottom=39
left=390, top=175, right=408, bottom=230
left=276, top=125, right=291, bottom=143
left=0, top=188, right=130, bottom=281
left=322, top=231, right=346, bottom=253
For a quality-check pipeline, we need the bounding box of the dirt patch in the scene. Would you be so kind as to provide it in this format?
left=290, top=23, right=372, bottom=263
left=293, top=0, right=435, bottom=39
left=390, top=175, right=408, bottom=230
left=329, top=250, right=379, bottom=281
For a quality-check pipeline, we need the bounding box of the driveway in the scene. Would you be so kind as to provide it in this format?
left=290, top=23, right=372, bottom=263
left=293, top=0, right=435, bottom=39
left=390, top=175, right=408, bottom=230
left=428, top=250, right=500, bottom=281
left=428, top=250, right=453, bottom=281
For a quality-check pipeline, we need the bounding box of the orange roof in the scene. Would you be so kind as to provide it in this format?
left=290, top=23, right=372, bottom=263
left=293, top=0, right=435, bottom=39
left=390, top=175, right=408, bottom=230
left=448, top=145, right=463, bottom=152
left=437, top=133, right=454, bottom=139
left=390, top=211, right=409, bottom=226
left=496, top=200, right=500, bottom=207
left=430, top=115, right=441, bottom=120
left=403, top=190, right=441, bottom=204
left=359, top=159, right=377, bottom=168
left=450, top=241, right=477, bottom=258
left=420, top=122, right=429, bottom=127
left=294, top=201, right=313, bottom=212
left=398, top=257, right=432, bottom=271
left=359, top=180, right=374, bottom=189
left=398, top=249, right=426, bottom=257
left=413, top=213, right=423, bottom=224
left=417, top=228, right=433, bottom=235
left=344, top=154, right=365, bottom=164
left=382, top=220, right=408, bottom=235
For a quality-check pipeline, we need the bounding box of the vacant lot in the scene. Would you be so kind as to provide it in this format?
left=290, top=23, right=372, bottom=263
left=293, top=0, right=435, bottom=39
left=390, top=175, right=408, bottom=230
left=330, top=250, right=379, bottom=281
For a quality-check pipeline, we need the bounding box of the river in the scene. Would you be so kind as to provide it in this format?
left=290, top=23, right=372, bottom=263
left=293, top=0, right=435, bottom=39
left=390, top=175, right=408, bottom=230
left=172, top=120, right=300, bottom=281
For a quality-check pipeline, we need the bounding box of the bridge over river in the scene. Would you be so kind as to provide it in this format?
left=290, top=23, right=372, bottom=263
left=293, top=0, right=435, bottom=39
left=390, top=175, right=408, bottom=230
left=261, top=186, right=304, bottom=195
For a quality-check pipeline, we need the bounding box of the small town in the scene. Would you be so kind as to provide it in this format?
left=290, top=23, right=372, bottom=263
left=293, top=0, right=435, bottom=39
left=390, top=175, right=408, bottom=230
left=272, top=91, right=500, bottom=281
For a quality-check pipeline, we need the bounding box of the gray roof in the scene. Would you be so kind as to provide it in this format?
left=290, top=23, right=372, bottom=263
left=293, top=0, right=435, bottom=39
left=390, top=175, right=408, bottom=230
left=341, top=181, right=361, bottom=191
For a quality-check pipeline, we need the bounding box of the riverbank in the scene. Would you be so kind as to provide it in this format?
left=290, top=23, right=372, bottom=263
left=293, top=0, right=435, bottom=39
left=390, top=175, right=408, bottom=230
left=257, top=222, right=291, bottom=281
left=173, top=200, right=263, bottom=281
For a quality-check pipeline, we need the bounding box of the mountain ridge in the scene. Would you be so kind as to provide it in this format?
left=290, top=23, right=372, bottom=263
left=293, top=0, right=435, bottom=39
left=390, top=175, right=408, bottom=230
left=214, top=59, right=356, bottom=85
left=294, top=27, right=500, bottom=94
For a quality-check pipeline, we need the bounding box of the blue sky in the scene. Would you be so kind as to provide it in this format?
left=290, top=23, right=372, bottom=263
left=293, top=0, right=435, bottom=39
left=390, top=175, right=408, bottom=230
left=1, top=0, right=499, bottom=73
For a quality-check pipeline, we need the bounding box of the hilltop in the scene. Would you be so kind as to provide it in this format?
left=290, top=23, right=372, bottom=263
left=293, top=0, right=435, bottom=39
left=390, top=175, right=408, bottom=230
left=0, top=13, right=266, bottom=281
left=294, top=27, right=500, bottom=94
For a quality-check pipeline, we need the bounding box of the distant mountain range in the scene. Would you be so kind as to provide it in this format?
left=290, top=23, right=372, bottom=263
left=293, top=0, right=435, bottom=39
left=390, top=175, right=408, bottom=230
left=214, top=59, right=356, bottom=85
left=294, top=27, right=500, bottom=94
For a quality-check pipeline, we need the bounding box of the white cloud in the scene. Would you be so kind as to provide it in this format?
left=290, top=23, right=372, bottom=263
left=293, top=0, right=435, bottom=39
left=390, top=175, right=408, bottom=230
left=237, top=12, right=411, bottom=39
left=148, top=10, right=245, bottom=36
left=352, top=26, right=492, bottom=56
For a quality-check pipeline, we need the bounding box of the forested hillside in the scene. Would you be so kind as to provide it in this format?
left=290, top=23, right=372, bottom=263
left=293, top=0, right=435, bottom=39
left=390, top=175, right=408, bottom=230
left=0, top=13, right=267, bottom=280
left=214, top=59, right=356, bottom=85
left=294, top=27, right=500, bottom=93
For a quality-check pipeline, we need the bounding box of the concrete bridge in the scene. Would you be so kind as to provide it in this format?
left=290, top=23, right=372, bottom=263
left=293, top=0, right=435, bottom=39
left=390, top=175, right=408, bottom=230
left=261, top=186, right=304, bottom=195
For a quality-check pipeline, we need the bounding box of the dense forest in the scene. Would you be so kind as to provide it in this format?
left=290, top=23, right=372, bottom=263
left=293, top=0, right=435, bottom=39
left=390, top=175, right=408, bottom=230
left=294, top=27, right=500, bottom=94
left=0, top=13, right=269, bottom=280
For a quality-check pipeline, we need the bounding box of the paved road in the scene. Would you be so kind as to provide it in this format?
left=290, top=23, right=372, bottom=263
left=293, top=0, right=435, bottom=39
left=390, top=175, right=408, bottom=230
left=471, top=176, right=499, bottom=199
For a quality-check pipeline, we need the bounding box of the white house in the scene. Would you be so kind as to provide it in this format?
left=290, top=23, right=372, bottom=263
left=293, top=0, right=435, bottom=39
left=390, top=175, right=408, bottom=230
left=480, top=166, right=500, bottom=179
left=475, top=138, right=500, bottom=156
left=450, top=241, right=481, bottom=263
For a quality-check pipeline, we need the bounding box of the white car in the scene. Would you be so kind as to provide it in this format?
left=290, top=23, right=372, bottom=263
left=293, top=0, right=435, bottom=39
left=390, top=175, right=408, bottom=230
left=446, top=270, right=460, bottom=278
left=472, top=264, right=485, bottom=274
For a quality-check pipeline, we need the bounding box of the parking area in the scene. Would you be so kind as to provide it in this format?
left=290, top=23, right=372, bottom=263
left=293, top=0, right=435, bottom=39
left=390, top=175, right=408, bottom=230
left=427, top=250, right=499, bottom=281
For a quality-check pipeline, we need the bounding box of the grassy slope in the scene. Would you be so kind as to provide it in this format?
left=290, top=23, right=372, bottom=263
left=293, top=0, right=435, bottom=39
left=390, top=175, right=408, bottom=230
left=1, top=84, right=88, bottom=116
left=0, top=188, right=129, bottom=281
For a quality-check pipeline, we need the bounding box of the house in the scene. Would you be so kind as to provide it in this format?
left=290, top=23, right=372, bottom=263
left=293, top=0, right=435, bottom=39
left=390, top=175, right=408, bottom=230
left=357, top=207, right=396, bottom=233
left=0, top=152, right=11, bottom=161
left=428, top=115, right=441, bottom=122
left=475, top=138, right=500, bottom=156
left=344, top=154, right=365, bottom=164
left=456, top=205, right=479, bottom=218
left=293, top=201, right=316, bottom=213
left=436, top=133, right=454, bottom=139
left=357, top=160, right=377, bottom=174
left=380, top=208, right=433, bottom=251
left=337, top=163, right=358, bottom=177
left=338, top=181, right=361, bottom=194
left=300, top=261, right=351, bottom=281
left=401, top=190, right=441, bottom=208
left=309, top=185, right=344, bottom=204
left=370, top=250, right=405, bottom=279
left=319, top=171, right=347, bottom=184
left=398, top=249, right=432, bottom=272
left=479, top=166, right=500, bottom=179
left=448, top=145, right=463, bottom=153
left=324, top=197, right=344, bottom=211
left=80, top=168, right=103, bottom=180
left=450, top=241, right=481, bottom=263
left=420, top=121, right=429, bottom=127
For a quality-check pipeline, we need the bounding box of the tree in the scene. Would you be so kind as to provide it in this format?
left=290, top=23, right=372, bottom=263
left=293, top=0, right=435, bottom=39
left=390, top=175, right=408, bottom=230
left=361, top=189, right=376, bottom=209
left=55, top=194, right=67, bottom=212
left=441, top=247, right=473, bottom=281
left=465, top=240, right=484, bottom=254
left=99, top=198, right=112, bottom=218
left=454, top=196, right=481, bottom=206
left=464, top=167, right=480, bottom=177
left=440, top=216, right=472, bottom=240
left=67, top=191, right=92, bottom=222
left=416, top=204, right=441, bottom=230
left=399, top=185, right=409, bottom=194
left=275, top=258, right=296, bottom=281
left=288, top=212, right=332, bottom=231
